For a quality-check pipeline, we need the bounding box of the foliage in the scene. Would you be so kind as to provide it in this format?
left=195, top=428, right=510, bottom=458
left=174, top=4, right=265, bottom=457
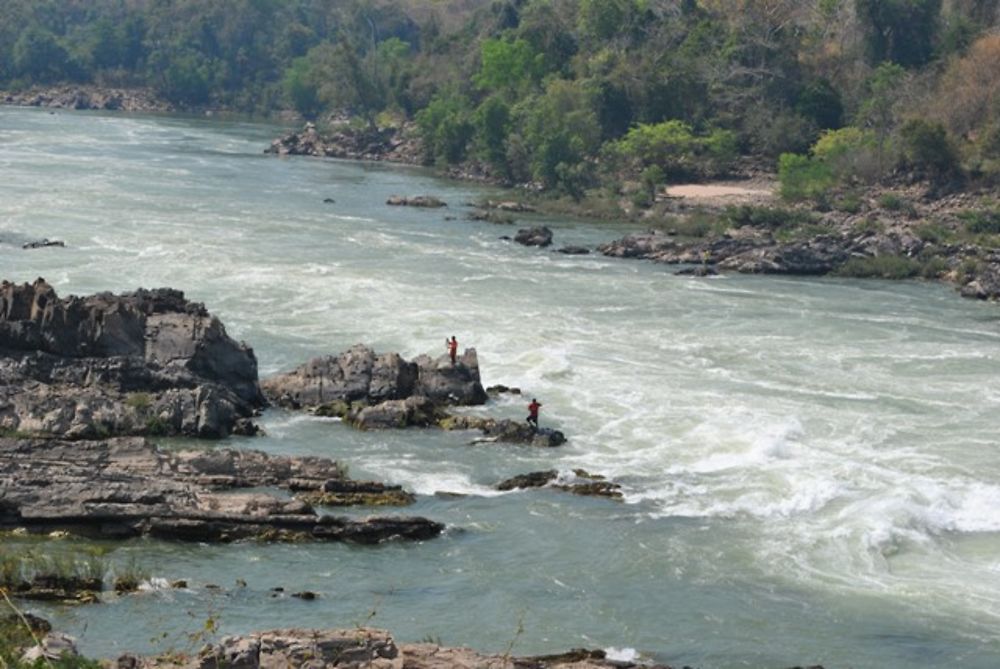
left=834, top=255, right=923, bottom=279
left=855, top=0, right=942, bottom=67
left=778, top=153, right=836, bottom=201
left=474, top=38, right=543, bottom=95
left=416, top=92, right=474, bottom=165
left=613, top=120, right=737, bottom=180
left=958, top=209, right=1000, bottom=234
left=724, top=205, right=817, bottom=230
left=899, top=118, right=960, bottom=178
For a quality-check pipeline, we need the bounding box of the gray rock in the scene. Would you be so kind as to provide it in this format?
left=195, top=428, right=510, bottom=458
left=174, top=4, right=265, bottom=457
left=0, top=437, right=442, bottom=543
left=0, top=279, right=262, bottom=438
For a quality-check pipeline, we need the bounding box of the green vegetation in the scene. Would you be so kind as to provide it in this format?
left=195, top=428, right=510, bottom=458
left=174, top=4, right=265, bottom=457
left=1, top=0, right=999, bottom=197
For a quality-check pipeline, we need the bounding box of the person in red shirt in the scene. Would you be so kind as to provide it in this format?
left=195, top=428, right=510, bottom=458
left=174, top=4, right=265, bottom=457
left=446, top=336, right=458, bottom=365
left=527, top=398, right=541, bottom=429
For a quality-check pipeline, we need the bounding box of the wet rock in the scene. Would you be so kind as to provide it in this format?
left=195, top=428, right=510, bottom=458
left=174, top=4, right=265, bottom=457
left=556, top=246, right=590, bottom=255
left=486, top=384, right=521, bottom=395
left=0, top=437, right=441, bottom=544
left=322, top=198, right=336, bottom=204
left=497, top=469, right=623, bottom=499
left=1, top=86, right=170, bottom=112
left=514, top=226, right=553, bottom=247
left=441, top=416, right=566, bottom=447
left=386, top=195, right=446, bottom=208
left=496, top=470, right=558, bottom=491
left=350, top=395, right=447, bottom=430
left=0, top=278, right=263, bottom=439
left=299, top=479, right=415, bottom=507
left=291, top=591, right=317, bottom=600
left=483, top=200, right=536, bottom=213
left=675, top=265, right=718, bottom=276
left=171, top=580, right=188, bottom=589
left=21, top=239, right=65, bottom=250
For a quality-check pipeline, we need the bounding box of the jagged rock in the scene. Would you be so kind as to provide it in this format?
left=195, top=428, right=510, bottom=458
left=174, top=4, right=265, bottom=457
left=266, top=123, right=423, bottom=164
left=497, top=470, right=623, bottom=499
left=556, top=246, right=590, bottom=255
left=350, top=395, right=447, bottom=430
left=262, top=345, right=487, bottom=416
left=960, top=263, right=1000, bottom=299
left=486, top=384, right=521, bottom=395
left=514, top=226, right=554, bottom=247
left=0, top=437, right=441, bottom=543
left=21, top=239, right=65, bottom=250
left=386, top=195, right=446, bottom=208
left=115, top=627, right=672, bottom=669
left=0, top=278, right=263, bottom=438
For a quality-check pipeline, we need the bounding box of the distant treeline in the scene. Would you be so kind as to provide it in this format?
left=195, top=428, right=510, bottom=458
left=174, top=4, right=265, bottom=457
left=3, top=0, right=1000, bottom=198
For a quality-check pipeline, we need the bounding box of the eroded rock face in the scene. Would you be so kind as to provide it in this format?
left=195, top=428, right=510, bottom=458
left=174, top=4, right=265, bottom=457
left=0, top=437, right=441, bottom=542
left=262, top=345, right=488, bottom=425
left=0, top=279, right=263, bottom=438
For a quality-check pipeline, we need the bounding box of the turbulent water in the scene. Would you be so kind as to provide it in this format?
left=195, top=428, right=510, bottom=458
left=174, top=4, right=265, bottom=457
left=3, top=107, right=1000, bottom=668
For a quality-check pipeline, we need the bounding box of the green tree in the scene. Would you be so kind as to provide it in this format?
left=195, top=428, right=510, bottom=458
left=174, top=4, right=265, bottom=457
left=474, top=95, right=512, bottom=171
left=283, top=57, right=321, bottom=118
left=13, top=26, right=72, bottom=82
left=474, top=38, right=543, bottom=95
left=860, top=61, right=906, bottom=176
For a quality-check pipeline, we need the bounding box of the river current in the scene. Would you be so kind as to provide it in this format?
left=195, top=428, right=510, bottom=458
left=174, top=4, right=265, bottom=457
left=2, top=107, right=1000, bottom=668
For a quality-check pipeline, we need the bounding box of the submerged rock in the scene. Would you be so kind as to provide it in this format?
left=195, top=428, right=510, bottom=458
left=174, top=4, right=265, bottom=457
left=0, top=278, right=263, bottom=438
left=556, top=245, right=591, bottom=255
left=497, top=469, right=623, bottom=499
left=21, top=239, right=65, bottom=250
left=0, top=437, right=441, bottom=542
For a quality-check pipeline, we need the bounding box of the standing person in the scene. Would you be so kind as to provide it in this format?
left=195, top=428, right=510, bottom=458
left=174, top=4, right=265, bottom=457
left=446, top=336, right=458, bottom=365
left=527, top=398, right=541, bottom=429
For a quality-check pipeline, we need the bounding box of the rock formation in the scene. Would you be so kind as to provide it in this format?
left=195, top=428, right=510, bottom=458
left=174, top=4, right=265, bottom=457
left=0, top=278, right=263, bottom=438
left=497, top=470, right=623, bottom=500
left=440, top=416, right=567, bottom=447
left=262, top=345, right=488, bottom=429
left=386, top=195, right=447, bottom=208
left=0, top=437, right=441, bottom=543
left=113, top=627, right=671, bottom=669
left=266, top=122, right=423, bottom=164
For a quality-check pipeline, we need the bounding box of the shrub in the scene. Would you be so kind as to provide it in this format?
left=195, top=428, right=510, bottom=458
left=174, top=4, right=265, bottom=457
left=834, top=255, right=922, bottom=279
left=416, top=93, right=474, bottom=165
left=778, top=153, right=835, bottom=201
left=958, top=209, right=1000, bottom=234
left=878, top=193, right=905, bottom=210
left=913, top=222, right=953, bottom=243
left=724, top=205, right=816, bottom=229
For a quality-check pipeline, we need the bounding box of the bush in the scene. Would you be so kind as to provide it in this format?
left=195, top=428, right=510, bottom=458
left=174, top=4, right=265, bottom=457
left=778, top=153, right=835, bottom=201
left=959, top=209, right=1000, bottom=234
left=913, top=222, right=953, bottom=243
left=416, top=93, right=474, bottom=165
left=724, top=205, right=816, bottom=229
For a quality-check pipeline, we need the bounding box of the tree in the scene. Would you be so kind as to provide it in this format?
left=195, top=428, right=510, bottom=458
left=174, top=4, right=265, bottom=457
left=13, top=26, right=73, bottom=82
left=855, top=0, right=942, bottom=67
left=860, top=61, right=906, bottom=176
left=282, top=57, right=321, bottom=118
left=474, top=38, right=543, bottom=96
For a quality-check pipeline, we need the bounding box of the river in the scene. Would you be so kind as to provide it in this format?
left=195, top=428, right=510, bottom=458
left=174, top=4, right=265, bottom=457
left=2, top=106, right=1000, bottom=668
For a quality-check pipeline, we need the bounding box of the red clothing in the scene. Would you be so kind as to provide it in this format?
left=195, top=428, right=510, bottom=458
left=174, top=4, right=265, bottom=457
left=528, top=401, right=541, bottom=418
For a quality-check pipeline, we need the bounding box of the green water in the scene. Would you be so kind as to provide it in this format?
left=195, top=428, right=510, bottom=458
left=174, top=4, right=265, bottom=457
left=2, top=106, right=1000, bottom=667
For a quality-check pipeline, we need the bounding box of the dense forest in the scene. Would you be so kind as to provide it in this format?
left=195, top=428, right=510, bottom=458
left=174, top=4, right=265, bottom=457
left=3, top=0, right=1000, bottom=200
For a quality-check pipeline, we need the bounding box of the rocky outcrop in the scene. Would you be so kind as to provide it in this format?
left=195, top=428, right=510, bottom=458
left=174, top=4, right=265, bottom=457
left=0, top=278, right=263, bottom=438
left=262, top=345, right=488, bottom=428
left=440, top=416, right=567, bottom=447
left=266, top=122, right=423, bottom=164
left=114, top=627, right=671, bottom=669
left=1, top=86, right=171, bottom=112
left=0, top=437, right=441, bottom=542
left=514, top=226, right=554, bottom=247
left=386, top=195, right=447, bottom=208
left=497, top=469, right=623, bottom=499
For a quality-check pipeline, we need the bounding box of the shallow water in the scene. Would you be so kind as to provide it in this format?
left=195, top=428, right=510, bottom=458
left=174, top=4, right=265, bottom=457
left=2, top=106, right=1000, bottom=668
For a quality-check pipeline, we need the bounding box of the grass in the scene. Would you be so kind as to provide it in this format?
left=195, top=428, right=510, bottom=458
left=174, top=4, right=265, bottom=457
left=958, top=208, right=1000, bottom=234
left=834, top=255, right=924, bottom=279
left=113, top=556, right=149, bottom=594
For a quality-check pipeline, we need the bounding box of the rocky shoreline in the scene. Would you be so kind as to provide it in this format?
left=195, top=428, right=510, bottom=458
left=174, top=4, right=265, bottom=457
left=1, top=86, right=171, bottom=113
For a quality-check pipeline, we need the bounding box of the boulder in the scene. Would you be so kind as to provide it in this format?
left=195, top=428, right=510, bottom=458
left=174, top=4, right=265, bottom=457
left=556, top=246, right=590, bottom=255
left=0, top=279, right=263, bottom=438
left=441, top=416, right=567, bottom=447
left=497, top=469, right=623, bottom=499
left=514, top=226, right=553, bottom=247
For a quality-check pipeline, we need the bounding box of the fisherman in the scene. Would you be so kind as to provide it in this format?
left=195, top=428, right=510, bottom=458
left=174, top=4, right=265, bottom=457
left=446, top=336, right=458, bottom=365
left=526, top=398, right=541, bottom=430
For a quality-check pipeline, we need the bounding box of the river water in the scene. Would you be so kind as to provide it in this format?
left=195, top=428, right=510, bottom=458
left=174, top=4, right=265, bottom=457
left=2, top=107, right=1000, bottom=668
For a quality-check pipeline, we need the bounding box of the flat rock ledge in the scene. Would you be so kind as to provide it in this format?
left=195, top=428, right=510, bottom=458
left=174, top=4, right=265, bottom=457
left=113, top=627, right=676, bottom=669
left=0, top=278, right=264, bottom=439
left=441, top=416, right=567, bottom=448
left=262, top=345, right=488, bottom=430
left=0, top=437, right=440, bottom=543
